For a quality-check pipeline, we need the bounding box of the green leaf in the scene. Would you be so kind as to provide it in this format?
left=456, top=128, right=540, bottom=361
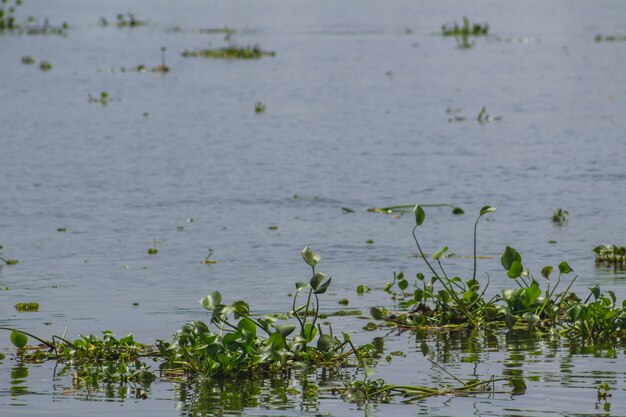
left=301, top=246, right=321, bottom=268
left=272, top=324, right=296, bottom=338
left=413, top=205, right=426, bottom=226
left=558, top=261, right=572, bottom=274
left=452, top=207, right=464, bottom=215
left=199, top=291, right=222, bottom=311
left=295, top=281, right=309, bottom=290
left=501, top=246, right=522, bottom=270
left=342, top=332, right=351, bottom=342
left=398, top=279, right=408, bottom=291
left=420, top=341, right=429, bottom=356
left=541, top=266, right=553, bottom=280
left=437, top=290, right=450, bottom=304
left=370, top=306, right=385, bottom=320
left=10, top=330, right=27, bottom=348
left=507, top=261, right=523, bottom=278
left=568, top=304, right=582, bottom=321
left=303, top=323, right=317, bottom=342
left=527, top=282, right=542, bottom=304
left=237, top=317, right=257, bottom=336
left=479, top=206, right=497, bottom=216
left=432, top=246, right=449, bottom=261
left=523, top=312, right=539, bottom=327
left=317, top=334, right=336, bottom=352
left=310, top=272, right=328, bottom=291
left=314, top=277, right=332, bottom=294
left=364, top=365, right=376, bottom=379
left=589, top=285, right=600, bottom=300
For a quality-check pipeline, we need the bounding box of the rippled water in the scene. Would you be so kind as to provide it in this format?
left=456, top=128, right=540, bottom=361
left=1, top=0, right=626, bottom=415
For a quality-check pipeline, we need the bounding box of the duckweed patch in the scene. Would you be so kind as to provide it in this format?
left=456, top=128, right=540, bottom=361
left=182, top=45, right=276, bottom=59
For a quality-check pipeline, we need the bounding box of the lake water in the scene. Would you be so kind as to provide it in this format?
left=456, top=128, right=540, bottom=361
left=1, top=0, right=625, bottom=415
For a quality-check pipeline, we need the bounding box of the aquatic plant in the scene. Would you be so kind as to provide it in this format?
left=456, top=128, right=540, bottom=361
left=368, top=203, right=464, bottom=215
left=99, top=13, right=146, bottom=28
left=182, top=45, right=276, bottom=59
left=15, top=302, right=39, bottom=312
left=0, top=0, right=21, bottom=31
left=20, top=54, right=34, bottom=64
left=551, top=208, right=569, bottom=224
left=1, top=1, right=68, bottom=35
left=38, top=60, right=52, bottom=71
left=255, top=102, right=266, bottom=113
left=441, top=17, right=489, bottom=37
left=595, top=34, right=626, bottom=42
left=0, top=245, right=18, bottom=265
left=594, top=245, right=625, bottom=265
left=88, top=92, right=110, bottom=105
left=477, top=106, right=502, bottom=123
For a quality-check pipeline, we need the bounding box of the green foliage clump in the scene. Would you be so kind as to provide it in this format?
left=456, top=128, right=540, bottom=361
left=182, top=45, right=276, bottom=59
left=594, top=245, right=625, bottom=265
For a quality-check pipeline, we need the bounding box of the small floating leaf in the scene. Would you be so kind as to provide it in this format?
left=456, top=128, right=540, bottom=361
left=15, top=303, right=39, bottom=312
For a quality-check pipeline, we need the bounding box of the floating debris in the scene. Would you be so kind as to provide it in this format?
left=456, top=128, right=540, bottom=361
left=182, top=45, right=276, bottom=59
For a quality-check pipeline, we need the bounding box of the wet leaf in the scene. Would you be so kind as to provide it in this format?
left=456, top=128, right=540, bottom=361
left=272, top=324, right=296, bottom=338
left=370, top=307, right=385, bottom=320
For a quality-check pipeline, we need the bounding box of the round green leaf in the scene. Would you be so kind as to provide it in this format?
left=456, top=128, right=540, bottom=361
left=541, top=266, right=553, bottom=280
left=10, top=330, right=28, bottom=348
left=558, top=261, right=572, bottom=274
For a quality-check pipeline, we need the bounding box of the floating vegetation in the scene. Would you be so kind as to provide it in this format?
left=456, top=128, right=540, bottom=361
left=368, top=205, right=626, bottom=341
left=594, top=245, right=625, bottom=266
left=441, top=17, right=489, bottom=37
left=202, top=249, right=217, bottom=264
left=477, top=106, right=502, bottom=123
left=182, top=45, right=276, bottom=59
left=38, top=60, right=52, bottom=71
left=88, top=92, right=113, bottom=105
left=1, top=1, right=68, bottom=35
left=15, top=302, right=39, bottom=312
left=552, top=208, right=569, bottom=224
left=356, top=284, right=371, bottom=295
left=56, top=227, right=67, bottom=232
left=99, top=13, right=146, bottom=28
left=147, top=248, right=158, bottom=255
left=2, top=247, right=506, bottom=403
left=440, top=17, right=489, bottom=49
left=255, top=102, right=266, bottom=113
left=595, top=34, right=626, bottom=42
left=0, top=245, right=18, bottom=265
left=368, top=203, right=464, bottom=216
left=20, top=55, right=34, bottom=64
